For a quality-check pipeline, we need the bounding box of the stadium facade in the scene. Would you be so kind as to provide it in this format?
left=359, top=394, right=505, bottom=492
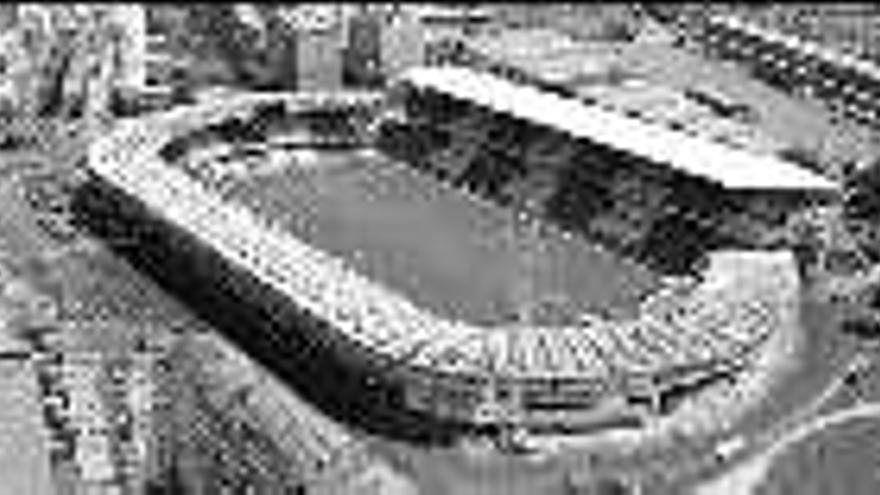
left=74, top=78, right=816, bottom=443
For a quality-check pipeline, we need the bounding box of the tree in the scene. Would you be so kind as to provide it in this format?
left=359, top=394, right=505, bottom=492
left=845, top=157, right=880, bottom=222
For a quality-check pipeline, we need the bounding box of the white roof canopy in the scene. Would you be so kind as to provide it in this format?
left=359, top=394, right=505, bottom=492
left=400, top=66, right=839, bottom=191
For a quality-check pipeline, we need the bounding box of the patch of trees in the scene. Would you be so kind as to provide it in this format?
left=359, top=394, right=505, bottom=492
left=845, top=157, right=880, bottom=223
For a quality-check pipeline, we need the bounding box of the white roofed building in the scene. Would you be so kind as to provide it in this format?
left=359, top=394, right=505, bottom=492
left=399, top=65, right=836, bottom=192
left=389, top=65, right=838, bottom=275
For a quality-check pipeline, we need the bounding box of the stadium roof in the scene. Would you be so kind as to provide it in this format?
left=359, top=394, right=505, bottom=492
left=400, top=65, right=839, bottom=191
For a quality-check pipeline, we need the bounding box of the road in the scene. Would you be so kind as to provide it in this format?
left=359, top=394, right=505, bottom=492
left=693, top=350, right=880, bottom=495
left=747, top=350, right=875, bottom=452
left=631, top=309, right=871, bottom=495
left=695, top=400, right=880, bottom=495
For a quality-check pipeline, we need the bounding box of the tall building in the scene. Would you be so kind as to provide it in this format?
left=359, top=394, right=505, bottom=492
left=296, top=22, right=344, bottom=92
left=106, top=5, right=148, bottom=94
left=266, top=5, right=346, bottom=92
left=379, top=10, right=426, bottom=80
left=343, top=10, right=383, bottom=86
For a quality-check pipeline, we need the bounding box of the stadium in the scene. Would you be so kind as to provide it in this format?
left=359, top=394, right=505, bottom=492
left=72, top=65, right=831, bottom=445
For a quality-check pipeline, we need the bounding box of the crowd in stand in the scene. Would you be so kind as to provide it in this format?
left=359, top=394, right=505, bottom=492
left=653, top=295, right=798, bottom=439
left=380, top=88, right=736, bottom=276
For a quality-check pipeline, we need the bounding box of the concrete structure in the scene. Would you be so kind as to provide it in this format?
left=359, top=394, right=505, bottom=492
left=343, top=6, right=489, bottom=86
left=400, top=66, right=836, bottom=191
left=380, top=10, right=426, bottom=80
left=344, top=10, right=383, bottom=85
left=75, top=90, right=804, bottom=443
left=296, top=19, right=344, bottom=92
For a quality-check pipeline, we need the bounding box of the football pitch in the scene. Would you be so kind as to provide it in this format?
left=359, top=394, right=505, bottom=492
left=223, top=149, right=661, bottom=327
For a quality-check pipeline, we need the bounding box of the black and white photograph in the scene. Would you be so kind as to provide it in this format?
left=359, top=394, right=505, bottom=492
left=0, top=3, right=879, bottom=494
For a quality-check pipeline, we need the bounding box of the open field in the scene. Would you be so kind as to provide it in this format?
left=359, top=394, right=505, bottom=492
left=223, top=148, right=660, bottom=326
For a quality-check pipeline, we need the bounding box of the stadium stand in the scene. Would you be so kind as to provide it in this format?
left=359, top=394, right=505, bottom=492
left=79, top=88, right=803, bottom=437
left=396, top=66, right=835, bottom=188
left=384, top=66, right=837, bottom=276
